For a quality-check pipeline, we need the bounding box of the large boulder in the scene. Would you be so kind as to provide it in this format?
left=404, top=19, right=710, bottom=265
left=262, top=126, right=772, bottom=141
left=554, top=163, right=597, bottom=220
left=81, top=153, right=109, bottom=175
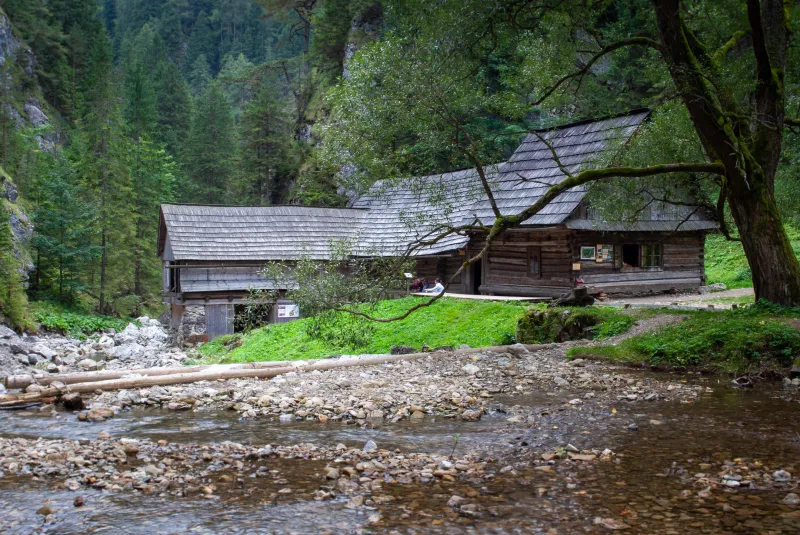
left=516, top=308, right=604, bottom=344
left=0, top=325, right=17, bottom=339
left=115, top=323, right=141, bottom=346
left=110, top=342, right=146, bottom=360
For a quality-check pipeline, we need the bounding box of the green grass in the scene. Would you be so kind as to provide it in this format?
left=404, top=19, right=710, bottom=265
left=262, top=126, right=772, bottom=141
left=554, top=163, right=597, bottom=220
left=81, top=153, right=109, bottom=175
left=31, top=301, right=134, bottom=338
left=568, top=305, right=800, bottom=374
left=198, top=296, right=531, bottom=362
left=705, top=225, right=800, bottom=289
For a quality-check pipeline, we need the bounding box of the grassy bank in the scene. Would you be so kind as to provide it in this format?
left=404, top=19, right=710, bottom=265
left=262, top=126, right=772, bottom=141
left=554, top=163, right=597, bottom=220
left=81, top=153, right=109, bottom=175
left=705, top=225, right=800, bottom=289
left=199, top=297, right=530, bottom=362
left=568, top=305, right=800, bottom=374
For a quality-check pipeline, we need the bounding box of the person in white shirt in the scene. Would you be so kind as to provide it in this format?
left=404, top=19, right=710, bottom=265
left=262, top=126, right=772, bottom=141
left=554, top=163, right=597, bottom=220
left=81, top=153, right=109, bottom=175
left=425, top=278, right=444, bottom=294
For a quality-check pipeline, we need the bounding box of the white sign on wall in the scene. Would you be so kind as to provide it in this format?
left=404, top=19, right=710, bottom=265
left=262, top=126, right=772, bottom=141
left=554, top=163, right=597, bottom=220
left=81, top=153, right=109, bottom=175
left=277, top=304, right=300, bottom=318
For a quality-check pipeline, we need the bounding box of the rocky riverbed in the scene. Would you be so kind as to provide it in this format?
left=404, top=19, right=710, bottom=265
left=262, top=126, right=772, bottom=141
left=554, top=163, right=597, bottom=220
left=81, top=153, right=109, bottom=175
left=0, top=317, right=189, bottom=382
left=1, top=315, right=799, bottom=534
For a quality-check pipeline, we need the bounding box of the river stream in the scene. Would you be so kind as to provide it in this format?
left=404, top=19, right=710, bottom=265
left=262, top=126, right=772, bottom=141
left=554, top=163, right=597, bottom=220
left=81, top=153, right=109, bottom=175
left=1, top=375, right=798, bottom=534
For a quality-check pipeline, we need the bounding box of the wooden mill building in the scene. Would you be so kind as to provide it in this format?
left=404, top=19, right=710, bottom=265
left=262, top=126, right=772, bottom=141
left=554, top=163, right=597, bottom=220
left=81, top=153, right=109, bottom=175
left=158, top=110, right=716, bottom=339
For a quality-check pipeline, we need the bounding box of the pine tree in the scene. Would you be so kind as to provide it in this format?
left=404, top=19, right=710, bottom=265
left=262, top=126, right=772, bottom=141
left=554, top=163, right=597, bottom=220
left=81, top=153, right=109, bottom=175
left=218, top=53, right=255, bottom=120
left=124, top=60, right=162, bottom=303
left=31, top=158, right=99, bottom=303
left=187, top=54, right=213, bottom=96
left=153, top=60, right=192, bottom=159
left=184, top=11, right=218, bottom=75
left=238, top=84, right=291, bottom=205
left=124, top=60, right=158, bottom=138
left=185, top=80, right=237, bottom=203
left=75, top=30, right=133, bottom=315
left=128, top=138, right=175, bottom=305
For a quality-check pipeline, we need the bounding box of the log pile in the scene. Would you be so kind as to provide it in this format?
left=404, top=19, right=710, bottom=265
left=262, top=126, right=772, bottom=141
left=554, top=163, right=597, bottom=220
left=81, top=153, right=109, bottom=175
left=0, top=344, right=549, bottom=408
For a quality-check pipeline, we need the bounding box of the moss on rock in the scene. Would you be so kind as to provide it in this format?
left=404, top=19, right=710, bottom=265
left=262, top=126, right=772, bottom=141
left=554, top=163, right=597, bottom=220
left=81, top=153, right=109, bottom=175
left=516, top=308, right=604, bottom=344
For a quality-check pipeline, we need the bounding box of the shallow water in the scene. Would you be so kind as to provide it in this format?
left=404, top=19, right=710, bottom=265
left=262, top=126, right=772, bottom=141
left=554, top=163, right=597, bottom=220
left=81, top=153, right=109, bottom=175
left=0, top=406, right=521, bottom=457
left=1, top=379, right=799, bottom=534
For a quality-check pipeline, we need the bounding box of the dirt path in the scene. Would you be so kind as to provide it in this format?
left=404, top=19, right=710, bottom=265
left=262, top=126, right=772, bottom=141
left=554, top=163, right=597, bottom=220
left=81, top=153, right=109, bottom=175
left=606, top=287, right=754, bottom=308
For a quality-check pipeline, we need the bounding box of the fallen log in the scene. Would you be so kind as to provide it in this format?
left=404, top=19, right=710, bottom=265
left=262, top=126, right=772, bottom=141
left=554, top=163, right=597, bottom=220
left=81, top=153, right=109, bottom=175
left=4, top=360, right=301, bottom=390
left=0, top=343, right=550, bottom=406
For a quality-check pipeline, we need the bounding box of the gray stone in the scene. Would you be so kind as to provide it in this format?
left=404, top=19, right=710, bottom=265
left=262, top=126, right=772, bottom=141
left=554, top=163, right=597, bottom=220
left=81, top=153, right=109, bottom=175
left=462, top=364, right=480, bottom=375
left=363, top=440, right=377, bottom=452
left=0, top=325, right=16, bottom=339
left=460, top=409, right=482, bottom=422
left=773, top=470, right=792, bottom=482
left=790, top=364, right=800, bottom=379
left=345, top=495, right=365, bottom=509
left=699, top=283, right=727, bottom=294
left=447, top=495, right=466, bottom=508
left=77, top=358, right=98, bottom=370
left=783, top=493, right=800, bottom=506
left=29, top=345, right=57, bottom=360
left=111, top=343, right=146, bottom=360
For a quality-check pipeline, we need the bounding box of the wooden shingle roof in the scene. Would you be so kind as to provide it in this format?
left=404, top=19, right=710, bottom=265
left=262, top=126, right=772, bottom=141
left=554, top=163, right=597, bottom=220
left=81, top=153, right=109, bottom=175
left=158, top=204, right=367, bottom=261
left=467, top=110, right=651, bottom=226
left=351, top=167, right=494, bottom=256
left=159, top=111, right=711, bottom=262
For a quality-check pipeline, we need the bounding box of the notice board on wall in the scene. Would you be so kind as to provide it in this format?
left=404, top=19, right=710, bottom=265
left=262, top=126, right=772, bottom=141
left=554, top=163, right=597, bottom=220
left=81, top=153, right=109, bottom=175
left=595, top=244, right=614, bottom=263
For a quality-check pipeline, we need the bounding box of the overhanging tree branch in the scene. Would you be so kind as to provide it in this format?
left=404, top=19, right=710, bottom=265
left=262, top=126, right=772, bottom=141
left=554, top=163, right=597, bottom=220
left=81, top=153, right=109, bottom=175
left=336, top=161, right=725, bottom=323
left=496, top=162, right=725, bottom=233
left=712, top=29, right=749, bottom=65
left=533, top=37, right=661, bottom=105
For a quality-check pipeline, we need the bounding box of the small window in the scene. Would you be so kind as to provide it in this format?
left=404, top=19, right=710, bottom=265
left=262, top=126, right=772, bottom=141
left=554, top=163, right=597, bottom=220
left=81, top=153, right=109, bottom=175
left=642, top=244, right=662, bottom=268
left=580, top=246, right=596, bottom=260
left=528, top=246, right=541, bottom=277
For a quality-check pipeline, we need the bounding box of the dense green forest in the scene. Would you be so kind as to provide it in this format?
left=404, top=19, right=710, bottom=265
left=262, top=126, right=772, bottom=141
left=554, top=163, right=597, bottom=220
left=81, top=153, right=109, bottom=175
left=1, top=0, right=799, bottom=329
left=0, top=0, right=382, bottom=326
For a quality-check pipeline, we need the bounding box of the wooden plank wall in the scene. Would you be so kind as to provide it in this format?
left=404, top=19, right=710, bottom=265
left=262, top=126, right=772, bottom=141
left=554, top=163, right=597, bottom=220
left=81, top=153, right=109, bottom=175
left=574, top=230, right=706, bottom=294
left=180, top=265, right=268, bottom=291
left=477, top=230, right=574, bottom=296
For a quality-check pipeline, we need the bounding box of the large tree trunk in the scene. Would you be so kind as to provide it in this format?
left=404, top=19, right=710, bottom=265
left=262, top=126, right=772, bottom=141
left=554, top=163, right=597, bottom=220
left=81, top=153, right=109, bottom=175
left=728, top=184, right=800, bottom=304
left=653, top=0, right=800, bottom=305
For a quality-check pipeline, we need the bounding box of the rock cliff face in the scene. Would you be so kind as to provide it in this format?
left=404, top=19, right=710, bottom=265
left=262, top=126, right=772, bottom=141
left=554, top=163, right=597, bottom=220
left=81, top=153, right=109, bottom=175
left=1, top=173, right=33, bottom=283
left=0, top=9, right=58, bottom=296
left=0, top=11, right=57, bottom=152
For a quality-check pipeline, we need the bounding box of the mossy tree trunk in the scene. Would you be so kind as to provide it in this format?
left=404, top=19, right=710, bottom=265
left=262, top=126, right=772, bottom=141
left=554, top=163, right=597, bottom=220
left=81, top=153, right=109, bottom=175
left=653, top=0, right=800, bottom=305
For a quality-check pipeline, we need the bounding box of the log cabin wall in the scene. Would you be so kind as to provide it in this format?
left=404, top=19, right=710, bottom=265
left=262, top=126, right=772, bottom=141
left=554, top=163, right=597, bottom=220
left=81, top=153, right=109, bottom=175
left=573, top=230, right=706, bottom=295
left=162, top=260, right=289, bottom=306
left=473, top=229, right=574, bottom=297
left=425, top=228, right=708, bottom=298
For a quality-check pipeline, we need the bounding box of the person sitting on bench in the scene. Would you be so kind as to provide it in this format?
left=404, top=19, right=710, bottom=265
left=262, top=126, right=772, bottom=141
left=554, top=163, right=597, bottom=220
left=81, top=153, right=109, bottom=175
left=424, top=278, right=444, bottom=294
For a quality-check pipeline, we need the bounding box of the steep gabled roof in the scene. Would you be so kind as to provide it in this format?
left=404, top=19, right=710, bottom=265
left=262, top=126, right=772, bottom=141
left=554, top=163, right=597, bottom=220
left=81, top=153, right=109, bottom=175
left=467, top=110, right=651, bottom=226
left=351, top=166, right=496, bottom=256
left=159, top=204, right=367, bottom=261
left=159, top=110, right=713, bottom=262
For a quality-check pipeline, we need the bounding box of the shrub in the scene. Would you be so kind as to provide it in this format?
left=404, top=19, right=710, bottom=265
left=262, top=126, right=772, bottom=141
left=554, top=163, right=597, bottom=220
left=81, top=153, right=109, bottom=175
left=32, top=301, right=133, bottom=337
